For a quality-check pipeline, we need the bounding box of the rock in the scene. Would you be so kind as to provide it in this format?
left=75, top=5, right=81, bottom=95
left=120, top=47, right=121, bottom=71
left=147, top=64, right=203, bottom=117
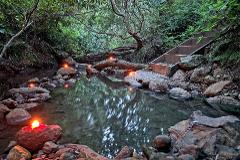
left=203, top=75, right=216, bottom=84
left=0, top=103, right=10, bottom=114
left=6, top=108, right=31, bottom=125
left=17, top=103, right=41, bottom=111
left=190, top=67, right=211, bottom=83
left=179, top=55, right=205, bottom=70
left=206, top=96, right=240, bottom=106
left=169, top=87, right=191, bottom=100
left=115, top=146, right=134, bottom=159
left=57, top=67, right=76, bottom=76
left=16, top=124, right=62, bottom=151
left=41, top=82, right=56, bottom=91
left=28, top=77, right=40, bottom=84
left=153, top=135, right=171, bottom=152
left=203, top=80, right=231, bottom=97
left=179, top=145, right=199, bottom=159
left=54, top=144, right=108, bottom=160
left=190, top=110, right=239, bottom=128
left=238, top=94, right=240, bottom=100
left=62, top=57, right=77, bottom=66
left=15, top=93, right=25, bottom=103
left=27, top=93, right=51, bottom=102
left=9, top=87, right=50, bottom=96
left=59, top=152, right=77, bottom=160
left=216, top=145, right=239, bottom=160
left=124, top=70, right=169, bottom=89
left=171, top=70, right=186, bottom=82
left=178, top=154, right=194, bottom=160
left=169, top=111, right=240, bottom=158
left=1, top=98, right=17, bottom=109
left=7, top=145, right=31, bottom=160
left=42, top=141, right=59, bottom=154
left=142, top=145, right=169, bottom=160
left=149, top=80, right=169, bottom=93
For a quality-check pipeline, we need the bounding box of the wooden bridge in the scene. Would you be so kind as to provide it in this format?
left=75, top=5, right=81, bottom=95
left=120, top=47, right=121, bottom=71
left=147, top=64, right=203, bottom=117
left=150, top=31, right=216, bottom=76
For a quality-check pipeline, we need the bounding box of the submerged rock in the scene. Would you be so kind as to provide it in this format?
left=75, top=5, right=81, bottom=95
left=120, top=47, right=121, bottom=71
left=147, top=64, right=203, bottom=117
left=6, top=108, right=31, bottom=125
left=203, top=80, right=231, bottom=97
left=169, top=87, right=191, bottom=100
left=16, top=124, right=62, bottom=151
left=7, top=145, right=31, bottom=160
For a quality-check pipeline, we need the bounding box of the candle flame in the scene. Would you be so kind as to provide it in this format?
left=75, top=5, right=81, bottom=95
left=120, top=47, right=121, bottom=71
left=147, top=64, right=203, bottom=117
left=31, top=120, right=40, bottom=129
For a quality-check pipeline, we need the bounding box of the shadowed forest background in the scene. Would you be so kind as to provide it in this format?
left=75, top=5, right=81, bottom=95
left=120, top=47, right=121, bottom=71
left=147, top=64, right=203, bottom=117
left=0, top=0, right=239, bottom=68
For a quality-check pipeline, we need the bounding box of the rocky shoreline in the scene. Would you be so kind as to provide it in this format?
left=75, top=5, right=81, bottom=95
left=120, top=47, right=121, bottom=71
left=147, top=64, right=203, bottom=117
left=0, top=55, right=240, bottom=160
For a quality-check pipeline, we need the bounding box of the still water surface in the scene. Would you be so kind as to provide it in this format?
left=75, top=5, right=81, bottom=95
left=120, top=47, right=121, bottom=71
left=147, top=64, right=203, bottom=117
left=0, top=76, right=225, bottom=157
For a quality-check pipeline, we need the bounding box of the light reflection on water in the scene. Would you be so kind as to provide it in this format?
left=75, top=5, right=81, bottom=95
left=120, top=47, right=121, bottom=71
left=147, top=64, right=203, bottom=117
left=39, top=76, right=223, bottom=157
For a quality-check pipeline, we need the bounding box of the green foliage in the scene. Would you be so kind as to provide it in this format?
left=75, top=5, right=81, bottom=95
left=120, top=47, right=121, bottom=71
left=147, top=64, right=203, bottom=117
left=0, top=0, right=239, bottom=64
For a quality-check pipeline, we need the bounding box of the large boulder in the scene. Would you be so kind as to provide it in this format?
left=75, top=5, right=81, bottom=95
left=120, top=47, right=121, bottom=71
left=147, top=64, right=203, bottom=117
left=124, top=70, right=169, bottom=91
left=179, top=55, right=205, bottom=70
left=7, top=145, right=31, bottom=160
left=6, top=108, right=31, bottom=125
left=169, top=111, right=240, bottom=159
left=203, top=80, right=231, bottom=97
left=16, top=124, right=62, bottom=151
left=169, top=87, right=191, bottom=100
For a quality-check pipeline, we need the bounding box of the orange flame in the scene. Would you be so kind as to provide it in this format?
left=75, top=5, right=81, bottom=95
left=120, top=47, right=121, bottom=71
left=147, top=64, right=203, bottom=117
left=28, top=83, right=35, bottom=88
left=63, top=63, right=69, bottom=68
left=31, top=120, right=40, bottom=129
left=64, top=83, right=69, bottom=88
left=128, top=71, right=136, bottom=77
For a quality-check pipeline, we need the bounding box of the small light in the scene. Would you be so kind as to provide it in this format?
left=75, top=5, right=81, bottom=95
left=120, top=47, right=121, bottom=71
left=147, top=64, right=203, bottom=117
left=31, top=120, right=40, bottom=129
left=128, top=71, right=136, bottom=77
left=63, top=63, right=69, bottom=68
left=128, top=87, right=134, bottom=92
left=28, top=83, right=35, bottom=88
left=64, top=83, right=69, bottom=88
left=107, top=56, right=116, bottom=61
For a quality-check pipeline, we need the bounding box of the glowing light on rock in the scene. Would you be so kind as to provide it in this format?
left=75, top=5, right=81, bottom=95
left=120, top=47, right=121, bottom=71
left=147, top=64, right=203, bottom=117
left=63, top=63, right=69, bottom=68
left=64, top=83, right=69, bottom=88
left=31, top=120, right=40, bottom=129
left=28, top=83, right=35, bottom=88
left=128, top=71, right=136, bottom=77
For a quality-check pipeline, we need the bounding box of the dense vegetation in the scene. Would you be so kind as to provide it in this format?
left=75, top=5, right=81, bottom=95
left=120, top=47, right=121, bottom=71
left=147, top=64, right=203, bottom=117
left=0, top=0, right=239, bottom=65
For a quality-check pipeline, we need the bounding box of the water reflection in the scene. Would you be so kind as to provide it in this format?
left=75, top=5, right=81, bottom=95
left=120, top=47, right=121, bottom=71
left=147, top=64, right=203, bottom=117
left=47, top=77, right=191, bottom=157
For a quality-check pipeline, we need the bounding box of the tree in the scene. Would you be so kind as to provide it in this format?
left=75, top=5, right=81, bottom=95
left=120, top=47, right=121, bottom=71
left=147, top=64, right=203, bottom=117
left=0, top=0, right=39, bottom=58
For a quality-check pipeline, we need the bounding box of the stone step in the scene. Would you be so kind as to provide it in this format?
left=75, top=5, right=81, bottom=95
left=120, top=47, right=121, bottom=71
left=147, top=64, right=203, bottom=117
left=149, top=63, right=178, bottom=77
